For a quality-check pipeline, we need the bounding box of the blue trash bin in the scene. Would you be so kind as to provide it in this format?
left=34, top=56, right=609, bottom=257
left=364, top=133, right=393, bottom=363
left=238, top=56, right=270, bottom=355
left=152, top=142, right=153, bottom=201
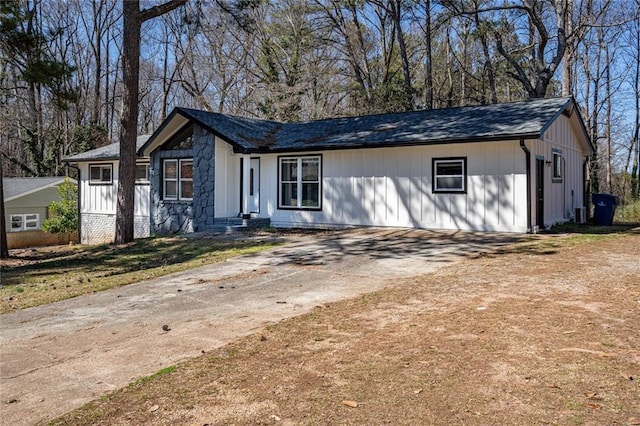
left=592, top=193, right=618, bottom=225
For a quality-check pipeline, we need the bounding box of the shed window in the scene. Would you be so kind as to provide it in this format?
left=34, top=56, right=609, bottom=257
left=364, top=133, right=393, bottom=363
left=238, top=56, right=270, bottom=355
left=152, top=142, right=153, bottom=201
left=89, top=164, right=113, bottom=184
left=10, top=213, right=39, bottom=231
left=163, top=159, right=193, bottom=200
left=552, top=149, right=563, bottom=182
left=278, top=155, right=321, bottom=209
left=433, top=158, right=467, bottom=193
left=135, top=163, right=149, bottom=184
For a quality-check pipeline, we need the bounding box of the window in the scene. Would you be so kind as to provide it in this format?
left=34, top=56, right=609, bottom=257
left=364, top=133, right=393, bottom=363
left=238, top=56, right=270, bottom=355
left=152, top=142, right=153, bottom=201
left=433, top=157, right=467, bottom=193
left=89, top=164, right=113, bottom=184
left=163, top=159, right=193, bottom=200
left=10, top=214, right=39, bottom=231
left=135, top=163, right=150, bottom=184
left=278, top=155, right=321, bottom=209
left=552, top=149, right=563, bottom=182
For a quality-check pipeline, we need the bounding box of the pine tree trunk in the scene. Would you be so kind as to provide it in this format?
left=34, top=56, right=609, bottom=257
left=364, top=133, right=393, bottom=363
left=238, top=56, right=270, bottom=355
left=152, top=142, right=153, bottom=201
left=424, top=0, right=433, bottom=109
left=114, top=0, right=186, bottom=244
left=114, top=0, right=141, bottom=244
left=0, top=161, right=9, bottom=259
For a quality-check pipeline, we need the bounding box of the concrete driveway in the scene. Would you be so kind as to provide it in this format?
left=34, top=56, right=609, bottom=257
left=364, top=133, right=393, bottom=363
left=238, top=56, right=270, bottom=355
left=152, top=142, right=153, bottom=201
left=0, top=228, right=523, bottom=425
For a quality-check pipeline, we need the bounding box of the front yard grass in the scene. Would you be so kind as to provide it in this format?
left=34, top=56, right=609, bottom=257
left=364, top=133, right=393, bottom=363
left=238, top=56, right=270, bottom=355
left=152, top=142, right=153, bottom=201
left=49, top=227, right=640, bottom=426
left=0, top=236, right=281, bottom=313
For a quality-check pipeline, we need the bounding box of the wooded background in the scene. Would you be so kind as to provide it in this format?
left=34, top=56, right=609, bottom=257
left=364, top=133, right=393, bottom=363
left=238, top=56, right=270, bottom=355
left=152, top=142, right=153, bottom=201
left=1, top=0, right=638, bottom=202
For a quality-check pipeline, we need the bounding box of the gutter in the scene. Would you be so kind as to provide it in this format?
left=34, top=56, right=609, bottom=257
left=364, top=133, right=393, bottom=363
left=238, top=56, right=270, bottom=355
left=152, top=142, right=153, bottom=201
left=231, top=132, right=543, bottom=155
left=519, top=138, right=532, bottom=233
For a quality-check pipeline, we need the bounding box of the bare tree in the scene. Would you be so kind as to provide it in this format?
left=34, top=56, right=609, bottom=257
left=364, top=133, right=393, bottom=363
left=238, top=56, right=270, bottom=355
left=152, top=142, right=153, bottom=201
left=115, top=0, right=187, bottom=245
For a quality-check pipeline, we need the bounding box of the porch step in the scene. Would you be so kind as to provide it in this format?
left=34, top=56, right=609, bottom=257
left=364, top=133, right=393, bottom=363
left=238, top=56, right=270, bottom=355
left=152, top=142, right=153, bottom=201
left=209, top=217, right=271, bottom=233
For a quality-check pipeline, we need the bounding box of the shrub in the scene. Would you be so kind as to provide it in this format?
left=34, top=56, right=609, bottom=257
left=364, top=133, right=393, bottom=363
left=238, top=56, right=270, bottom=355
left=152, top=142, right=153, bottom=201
left=42, top=178, right=78, bottom=233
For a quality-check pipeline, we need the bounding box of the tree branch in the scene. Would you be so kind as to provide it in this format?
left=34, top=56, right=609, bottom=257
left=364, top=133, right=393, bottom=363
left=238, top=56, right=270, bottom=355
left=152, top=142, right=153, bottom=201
left=140, top=0, right=188, bottom=23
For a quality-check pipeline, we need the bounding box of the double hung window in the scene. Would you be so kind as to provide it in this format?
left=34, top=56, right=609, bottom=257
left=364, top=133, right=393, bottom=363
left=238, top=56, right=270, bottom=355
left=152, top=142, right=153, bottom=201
left=163, top=159, right=193, bottom=200
left=279, top=156, right=321, bottom=209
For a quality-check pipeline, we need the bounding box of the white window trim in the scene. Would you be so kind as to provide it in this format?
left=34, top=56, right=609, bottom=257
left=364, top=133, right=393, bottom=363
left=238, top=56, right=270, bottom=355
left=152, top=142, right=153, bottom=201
left=278, top=155, right=322, bottom=210
left=135, top=162, right=150, bottom=184
left=433, top=157, right=467, bottom=193
left=89, top=164, right=113, bottom=185
left=179, top=159, right=193, bottom=200
left=10, top=213, right=40, bottom=232
left=163, top=159, right=193, bottom=201
left=552, top=149, right=563, bottom=182
left=163, top=159, right=178, bottom=200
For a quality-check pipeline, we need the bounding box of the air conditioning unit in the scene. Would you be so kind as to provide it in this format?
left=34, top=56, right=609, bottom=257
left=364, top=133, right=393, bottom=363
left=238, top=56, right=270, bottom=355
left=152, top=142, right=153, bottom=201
left=575, top=207, right=587, bottom=224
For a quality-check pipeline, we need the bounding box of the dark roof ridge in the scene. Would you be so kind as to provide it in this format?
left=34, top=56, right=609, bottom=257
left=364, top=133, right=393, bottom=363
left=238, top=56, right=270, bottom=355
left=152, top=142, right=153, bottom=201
left=178, top=96, right=573, bottom=128
left=284, top=96, right=574, bottom=126
left=175, top=107, right=282, bottom=126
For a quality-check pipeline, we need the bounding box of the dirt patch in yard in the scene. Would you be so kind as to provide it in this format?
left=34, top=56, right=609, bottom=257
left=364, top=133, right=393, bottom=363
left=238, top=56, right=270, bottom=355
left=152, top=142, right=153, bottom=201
left=51, top=230, right=640, bottom=425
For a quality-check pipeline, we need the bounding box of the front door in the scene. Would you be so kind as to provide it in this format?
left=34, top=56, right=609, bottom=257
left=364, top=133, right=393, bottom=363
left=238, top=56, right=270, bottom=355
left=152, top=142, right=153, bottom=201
left=249, top=158, right=260, bottom=213
left=535, top=157, right=545, bottom=229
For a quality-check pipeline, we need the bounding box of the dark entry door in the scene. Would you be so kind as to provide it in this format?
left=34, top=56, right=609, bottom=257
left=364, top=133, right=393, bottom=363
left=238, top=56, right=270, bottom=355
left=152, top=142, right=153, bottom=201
left=249, top=158, right=260, bottom=213
left=535, top=157, right=545, bottom=229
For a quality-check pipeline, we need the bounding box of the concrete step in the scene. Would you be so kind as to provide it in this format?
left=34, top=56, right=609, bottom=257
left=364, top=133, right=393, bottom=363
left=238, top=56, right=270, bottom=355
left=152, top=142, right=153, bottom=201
left=209, top=217, right=271, bottom=233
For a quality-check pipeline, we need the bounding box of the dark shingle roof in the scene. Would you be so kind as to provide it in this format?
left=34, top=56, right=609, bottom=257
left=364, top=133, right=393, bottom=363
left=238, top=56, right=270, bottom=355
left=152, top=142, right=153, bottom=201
left=166, top=97, right=577, bottom=154
left=4, top=177, right=73, bottom=201
left=64, top=135, right=150, bottom=162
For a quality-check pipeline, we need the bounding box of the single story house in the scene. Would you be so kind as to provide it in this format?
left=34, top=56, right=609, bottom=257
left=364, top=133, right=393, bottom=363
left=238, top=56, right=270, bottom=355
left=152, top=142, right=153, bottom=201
left=64, top=136, right=151, bottom=244
left=3, top=177, right=77, bottom=248
left=68, top=96, right=593, bottom=243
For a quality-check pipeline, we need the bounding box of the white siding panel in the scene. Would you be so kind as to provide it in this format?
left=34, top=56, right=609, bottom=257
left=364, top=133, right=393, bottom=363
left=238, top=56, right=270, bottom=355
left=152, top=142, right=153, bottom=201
left=79, top=161, right=118, bottom=214
left=214, top=138, right=241, bottom=217
left=134, top=185, right=150, bottom=216
left=77, top=160, right=150, bottom=244
left=498, top=144, right=515, bottom=226
left=530, top=114, right=590, bottom=228
left=266, top=141, right=528, bottom=232
left=421, top=151, right=434, bottom=223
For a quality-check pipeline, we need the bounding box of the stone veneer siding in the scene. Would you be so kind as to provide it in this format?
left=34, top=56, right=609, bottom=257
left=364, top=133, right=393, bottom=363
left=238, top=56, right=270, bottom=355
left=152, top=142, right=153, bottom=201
left=150, top=125, right=216, bottom=235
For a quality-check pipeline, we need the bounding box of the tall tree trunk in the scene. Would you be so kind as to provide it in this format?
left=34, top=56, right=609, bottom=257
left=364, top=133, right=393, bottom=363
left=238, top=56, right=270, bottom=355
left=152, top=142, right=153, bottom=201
left=472, top=2, right=497, bottom=104
left=115, top=0, right=141, bottom=244
left=632, top=11, right=640, bottom=199
left=91, top=0, right=104, bottom=125
left=104, top=19, right=111, bottom=139
left=390, top=0, right=412, bottom=110
left=0, top=160, right=8, bottom=259
left=114, top=0, right=187, bottom=244
left=562, top=0, right=574, bottom=96
left=604, top=40, right=612, bottom=193
left=589, top=26, right=602, bottom=195
left=423, top=0, right=433, bottom=109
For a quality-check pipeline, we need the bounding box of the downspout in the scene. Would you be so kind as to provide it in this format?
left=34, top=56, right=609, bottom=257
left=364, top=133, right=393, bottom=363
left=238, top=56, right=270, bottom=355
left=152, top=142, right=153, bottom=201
left=561, top=156, right=568, bottom=218
left=519, top=139, right=532, bottom=233
left=583, top=157, right=590, bottom=221
left=66, top=163, right=81, bottom=244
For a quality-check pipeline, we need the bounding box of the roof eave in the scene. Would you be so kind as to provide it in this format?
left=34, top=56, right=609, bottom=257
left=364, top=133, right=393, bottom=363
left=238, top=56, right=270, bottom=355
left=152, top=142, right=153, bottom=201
left=5, top=177, right=76, bottom=202
left=64, top=156, right=117, bottom=163
left=237, top=132, right=542, bottom=154
left=539, top=96, right=594, bottom=156
left=141, top=108, right=254, bottom=156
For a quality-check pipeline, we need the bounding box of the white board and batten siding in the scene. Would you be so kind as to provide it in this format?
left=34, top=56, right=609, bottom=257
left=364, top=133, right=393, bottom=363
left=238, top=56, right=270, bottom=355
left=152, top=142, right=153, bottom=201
left=78, top=161, right=150, bottom=244
left=249, top=140, right=529, bottom=233
left=214, top=138, right=241, bottom=218
left=529, top=113, right=589, bottom=227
